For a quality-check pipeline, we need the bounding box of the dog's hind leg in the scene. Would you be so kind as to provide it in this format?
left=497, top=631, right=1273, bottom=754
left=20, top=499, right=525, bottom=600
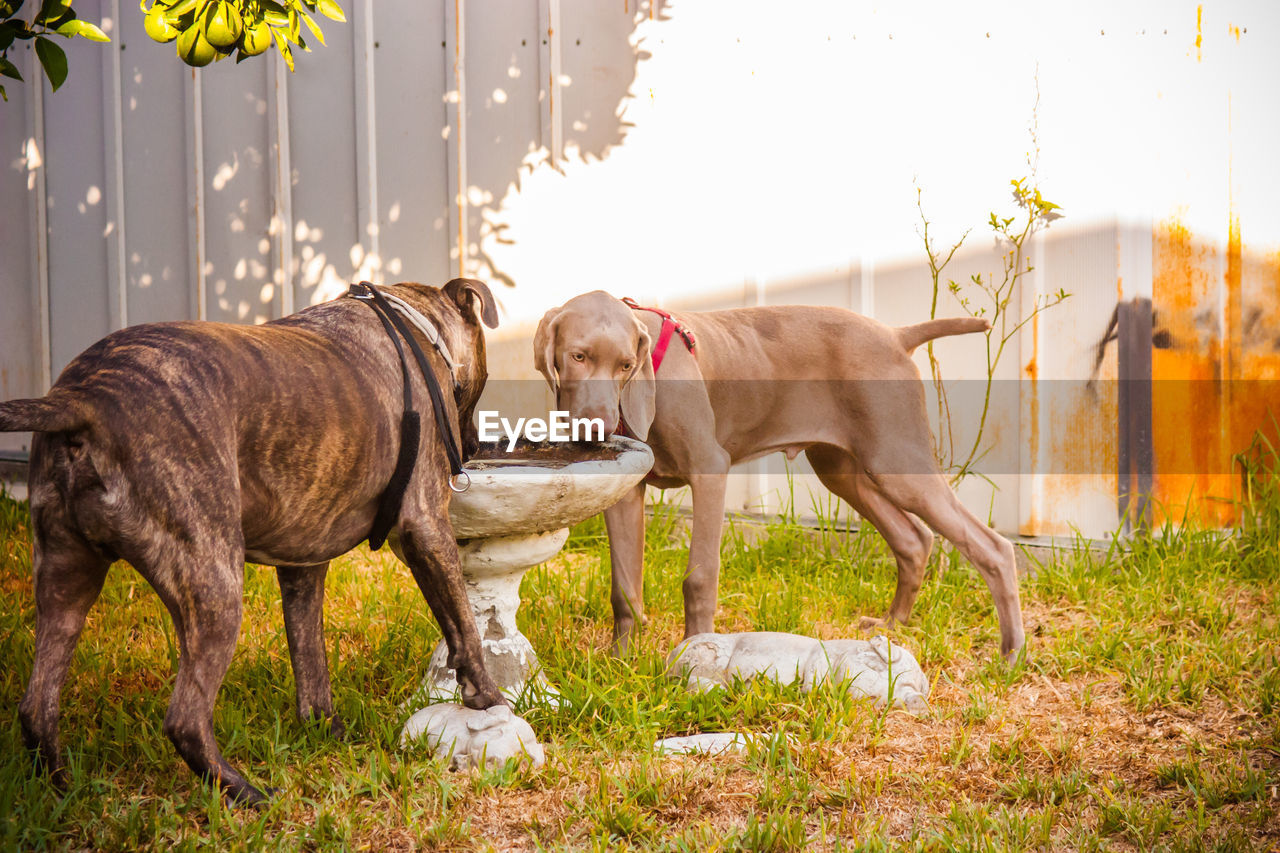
left=135, top=539, right=267, bottom=805
left=395, top=512, right=505, bottom=710
left=875, top=472, right=1025, bottom=661
left=276, top=562, right=342, bottom=737
left=604, top=482, right=646, bottom=655
left=18, top=530, right=110, bottom=786
left=806, top=446, right=934, bottom=628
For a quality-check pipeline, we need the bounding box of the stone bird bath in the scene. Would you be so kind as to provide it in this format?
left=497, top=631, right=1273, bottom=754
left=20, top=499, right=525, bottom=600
left=400, top=435, right=652, bottom=762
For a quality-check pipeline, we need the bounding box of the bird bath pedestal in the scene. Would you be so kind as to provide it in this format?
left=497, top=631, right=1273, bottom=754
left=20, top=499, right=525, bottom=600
left=416, top=435, right=653, bottom=706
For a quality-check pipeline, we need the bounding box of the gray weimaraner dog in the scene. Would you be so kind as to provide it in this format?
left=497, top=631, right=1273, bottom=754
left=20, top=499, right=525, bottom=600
left=0, top=279, right=503, bottom=805
left=534, top=291, right=1025, bottom=661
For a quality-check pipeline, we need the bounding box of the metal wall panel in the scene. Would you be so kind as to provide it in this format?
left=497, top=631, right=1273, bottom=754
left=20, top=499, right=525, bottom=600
left=198, top=58, right=273, bottom=324
left=42, top=11, right=111, bottom=377
left=371, top=1, right=450, bottom=285
left=558, top=0, right=639, bottom=161
left=462, top=0, right=539, bottom=288
left=1019, top=224, right=1124, bottom=538
left=3, top=1, right=1277, bottom=539
left=0, top=41, right=39, bottom=456
left=288, top=13, right=359, bottom=308
left=119, top=0, right=193, bottom=326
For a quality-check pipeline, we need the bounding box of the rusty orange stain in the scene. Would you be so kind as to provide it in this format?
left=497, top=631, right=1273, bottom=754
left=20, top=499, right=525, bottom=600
left=1031, top=383, right=1120, bottom=538
left=1151, top=213, right=1232, bottom=527
left=1025, top=310, right=1040, bottom=532
left=1225, top=210, right=1242, bottom=385
left=1153, top=212, right=1215, bottom=356
left=1149, top=210, right=1280, bottom=528
left=1233, top=245, right=1280, bottom=488
left=1024, top=312, right=1038, bottom=380
left=1021, top=308, right=1122, bottom=537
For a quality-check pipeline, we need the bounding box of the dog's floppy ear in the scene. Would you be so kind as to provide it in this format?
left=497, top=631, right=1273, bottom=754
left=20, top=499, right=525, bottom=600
left=533, top=306, right=564, bottom=394
left=444, top=277, right=499, bottom=329
left=620, top=316, right=656, bottom=441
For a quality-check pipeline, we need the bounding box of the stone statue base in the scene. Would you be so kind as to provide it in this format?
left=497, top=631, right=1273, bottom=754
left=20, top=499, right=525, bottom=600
left=666, top=631, right=930, bottom=712
left=400, top=704, right=545, bottom=770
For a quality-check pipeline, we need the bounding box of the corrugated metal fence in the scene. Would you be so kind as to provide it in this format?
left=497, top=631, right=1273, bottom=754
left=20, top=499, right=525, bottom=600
left=0, top=0, right=656, bottom=410
left=3, top=1, right=1278, bottom=539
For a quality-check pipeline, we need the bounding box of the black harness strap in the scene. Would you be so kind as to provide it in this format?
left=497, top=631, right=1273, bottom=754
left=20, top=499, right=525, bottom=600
left=349, top=282, right=467, bottom=550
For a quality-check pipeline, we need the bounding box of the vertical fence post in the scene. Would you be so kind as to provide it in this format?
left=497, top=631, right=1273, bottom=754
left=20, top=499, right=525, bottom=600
left=445, top=0, right=469, bottom=278
left=537, top=0, right=562, bottom=171
left=101, top=0, right=129, bottom=332
left=353, top=0, right=380, bottom=283
left=185, top=68, right=206, bottom=321
left=27, top=58, right=52, bottom=391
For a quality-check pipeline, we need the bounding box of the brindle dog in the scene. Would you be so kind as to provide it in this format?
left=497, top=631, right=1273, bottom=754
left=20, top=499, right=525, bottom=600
left=0, top=278, right=503, bottom=805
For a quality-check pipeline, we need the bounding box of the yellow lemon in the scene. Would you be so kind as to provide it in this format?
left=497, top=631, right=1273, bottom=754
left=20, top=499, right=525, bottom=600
left=176, top=23, right=217, bottom=66
left=240, top=20, right=272, bottom=56
left=202, top=1, right=243, bottom=50
left=143, top=4, right=180, bottom=43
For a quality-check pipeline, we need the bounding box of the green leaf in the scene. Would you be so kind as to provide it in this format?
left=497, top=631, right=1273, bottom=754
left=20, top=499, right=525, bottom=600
left=0, top=55, right=21, bottom=80
left=35, top=0, right=70, bottom=25
left=299, top=9, right=323, bottom=46
left=34, top=35, right=66, bottom=91
left=315, top=0, right=344, bottom=22
left=162, top=0, right=199, bottom=22
left=0, top=24, right=14, bottom=49
left=56, top=18, right=110, bottom=42
left=4, top=19, right=37, bottom=40
left=271, top=26, right=293, bottom=70
left=261, top=0, right=288, bottom=26
left=0, top=82, right=7, bottom=101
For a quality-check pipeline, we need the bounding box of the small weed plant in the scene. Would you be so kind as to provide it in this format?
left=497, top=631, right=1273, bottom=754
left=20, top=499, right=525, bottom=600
left=915, top=92, right=1070, bottom=487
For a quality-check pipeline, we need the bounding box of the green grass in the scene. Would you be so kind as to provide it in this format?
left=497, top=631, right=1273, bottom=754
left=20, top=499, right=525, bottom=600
left=1, top=476, right=1278, bottom=851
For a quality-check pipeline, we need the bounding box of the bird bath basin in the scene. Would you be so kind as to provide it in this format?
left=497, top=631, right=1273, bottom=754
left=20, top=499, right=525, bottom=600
left=411, top=435, right=653, bottom=708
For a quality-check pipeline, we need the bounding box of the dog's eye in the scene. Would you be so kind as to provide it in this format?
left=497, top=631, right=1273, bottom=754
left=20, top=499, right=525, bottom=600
left=571, top=352, right=586, bottom=362
left=620, top=361, right=635, bottom=373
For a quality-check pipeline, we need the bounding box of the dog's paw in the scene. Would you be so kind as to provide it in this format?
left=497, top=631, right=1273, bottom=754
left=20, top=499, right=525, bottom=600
left=856, top=615, right=888, bottom=633
left=223, top=783, right=275, bottom=810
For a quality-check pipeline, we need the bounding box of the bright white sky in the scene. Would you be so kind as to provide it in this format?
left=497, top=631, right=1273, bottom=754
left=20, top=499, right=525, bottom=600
left=481, top=0, right=1279, bottom=337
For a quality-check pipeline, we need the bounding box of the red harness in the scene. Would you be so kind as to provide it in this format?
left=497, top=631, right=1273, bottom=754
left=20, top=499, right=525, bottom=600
left=622, top=297, right=697, bottom=371
left=617, top=298, right=696, bottom=440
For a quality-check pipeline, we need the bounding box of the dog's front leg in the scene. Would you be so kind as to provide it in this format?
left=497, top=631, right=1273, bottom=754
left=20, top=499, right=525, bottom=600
left=396, top=518, right=506, bottom=709
left=604, top=482, right=647, bottom=655
left=276, top=562, right=343, bottom=737
left=684, top=453, right=731, bottom=638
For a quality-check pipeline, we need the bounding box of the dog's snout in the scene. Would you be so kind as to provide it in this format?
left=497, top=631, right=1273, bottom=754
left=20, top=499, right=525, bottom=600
left=571, top=406, right=618, bottom=440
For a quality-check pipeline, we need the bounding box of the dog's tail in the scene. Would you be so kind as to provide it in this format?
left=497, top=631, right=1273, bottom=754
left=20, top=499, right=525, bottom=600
left=0, top=393, right=91, bottom=433
left=896, top=317, right=991, bottom=354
